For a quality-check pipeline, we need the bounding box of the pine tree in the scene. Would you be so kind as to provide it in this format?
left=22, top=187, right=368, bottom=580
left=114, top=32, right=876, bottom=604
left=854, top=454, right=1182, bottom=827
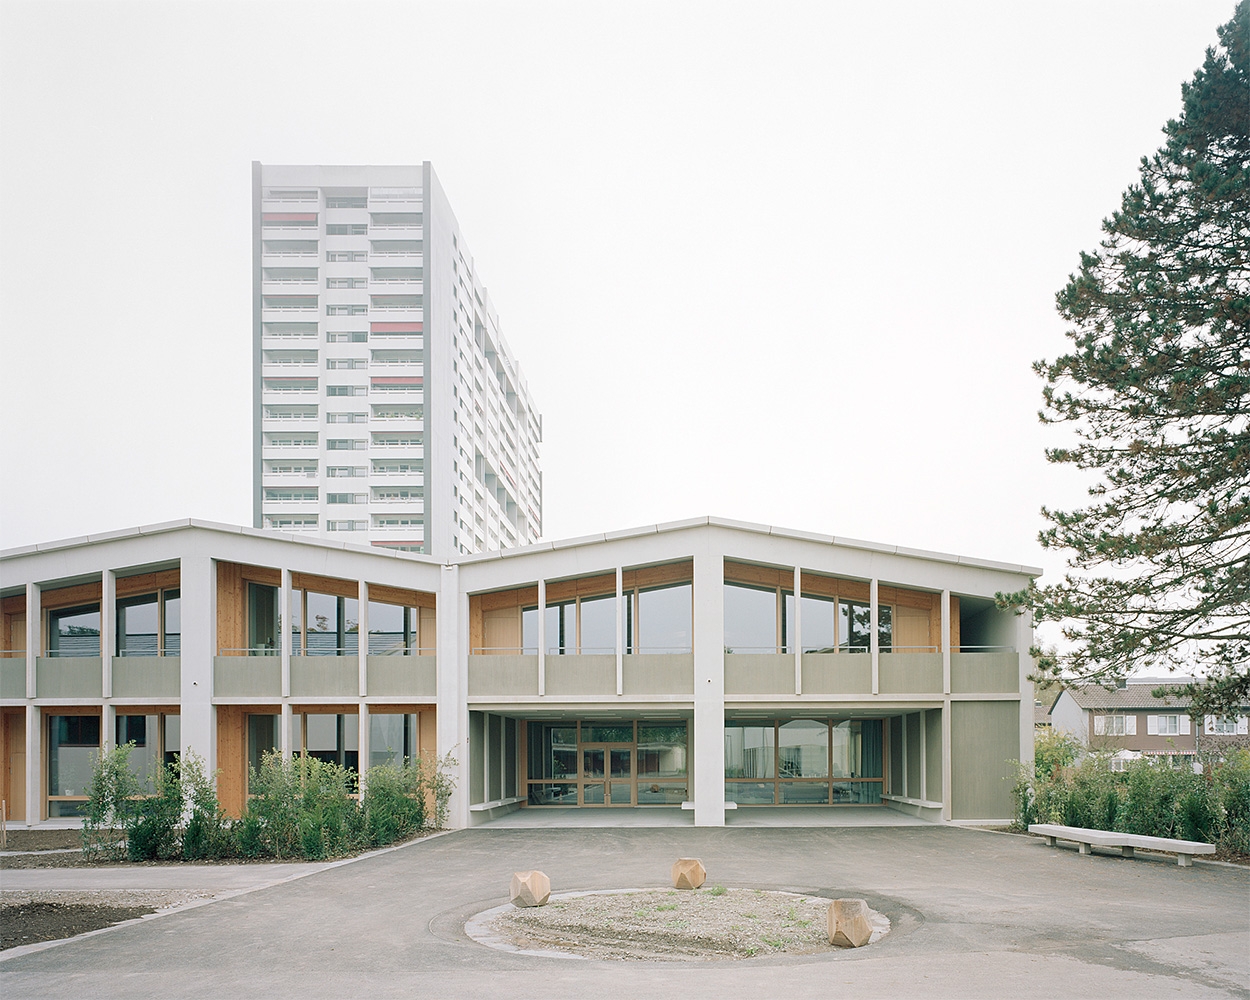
left=1002, top=3, right=1249, bottom=717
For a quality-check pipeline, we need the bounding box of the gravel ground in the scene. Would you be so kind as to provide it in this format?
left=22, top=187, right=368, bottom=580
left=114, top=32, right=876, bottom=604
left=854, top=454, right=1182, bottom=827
left=485, top=888, right=888, bottom=961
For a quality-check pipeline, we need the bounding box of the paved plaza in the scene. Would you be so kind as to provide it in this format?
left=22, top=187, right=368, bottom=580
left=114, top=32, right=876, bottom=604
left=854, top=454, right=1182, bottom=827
left=2, top=824, right=1247, bottom=999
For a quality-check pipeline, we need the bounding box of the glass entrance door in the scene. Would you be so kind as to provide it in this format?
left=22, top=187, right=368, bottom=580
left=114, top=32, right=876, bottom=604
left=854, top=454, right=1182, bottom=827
left=580, top=745, right=634, bottom=805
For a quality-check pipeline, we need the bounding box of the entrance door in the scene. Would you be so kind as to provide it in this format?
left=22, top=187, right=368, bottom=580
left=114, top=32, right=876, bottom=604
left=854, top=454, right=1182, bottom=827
left=580, top=745, right=634, bottom=806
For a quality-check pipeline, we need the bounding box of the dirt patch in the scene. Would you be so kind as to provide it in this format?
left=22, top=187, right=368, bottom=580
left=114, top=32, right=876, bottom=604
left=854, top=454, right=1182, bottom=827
left=1, top=901, right=155, bottom=950
left=1, top=830, right=82, bottom=852
left=481, top=888, right=888, bottom=961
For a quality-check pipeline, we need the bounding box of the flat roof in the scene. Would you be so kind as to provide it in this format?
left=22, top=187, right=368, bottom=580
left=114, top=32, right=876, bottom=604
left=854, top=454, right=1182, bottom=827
left=0, top=515, right=1043, bottom=578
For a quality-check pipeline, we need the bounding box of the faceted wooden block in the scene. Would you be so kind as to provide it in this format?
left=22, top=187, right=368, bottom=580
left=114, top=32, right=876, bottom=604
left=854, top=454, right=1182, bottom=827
left=828, top=898, right=872, bottom=948
left=510, top=870, right=551, bottom=907
left=671, top=857, right=706, bottom=890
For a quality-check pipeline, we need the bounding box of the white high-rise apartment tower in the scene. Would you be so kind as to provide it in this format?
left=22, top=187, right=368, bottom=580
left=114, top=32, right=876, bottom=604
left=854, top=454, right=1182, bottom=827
left=253, top=163, right=543, bottom=557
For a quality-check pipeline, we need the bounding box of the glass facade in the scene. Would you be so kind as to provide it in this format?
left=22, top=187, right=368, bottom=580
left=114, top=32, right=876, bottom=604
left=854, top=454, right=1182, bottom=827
left=526, top=719, right=687, bottom=806
left=367, top=601, right=417, bottom=654
left=369, top=712, right=418, bottom=767
left=47, top=714, right=100, bottom=816
left=726, top=719, right=884, bottom=805
left=723, top=583, right=779, bottom=653
left=48, top=604, right=100, bottom=657
left=117, top=590, right=181, bottom=656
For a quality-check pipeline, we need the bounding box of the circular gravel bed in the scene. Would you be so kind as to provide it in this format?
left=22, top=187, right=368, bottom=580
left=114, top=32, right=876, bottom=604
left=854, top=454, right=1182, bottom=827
left=469, top=887, right=889, bottom=961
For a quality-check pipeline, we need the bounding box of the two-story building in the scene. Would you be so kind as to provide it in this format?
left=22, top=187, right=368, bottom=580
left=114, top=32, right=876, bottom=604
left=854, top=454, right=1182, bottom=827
left=1049, top=680, right=1250, bottom=771
left=2, top=516, right=1040, bottom=828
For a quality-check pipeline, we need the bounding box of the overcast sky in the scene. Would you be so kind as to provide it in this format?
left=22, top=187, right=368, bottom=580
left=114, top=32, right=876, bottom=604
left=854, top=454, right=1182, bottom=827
left=0, top=1, right=1233, bottom=601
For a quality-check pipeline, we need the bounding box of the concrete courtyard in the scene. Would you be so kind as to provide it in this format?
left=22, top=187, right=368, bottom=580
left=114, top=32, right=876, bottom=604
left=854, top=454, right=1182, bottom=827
left=2, top=824, right=1247, bottom=999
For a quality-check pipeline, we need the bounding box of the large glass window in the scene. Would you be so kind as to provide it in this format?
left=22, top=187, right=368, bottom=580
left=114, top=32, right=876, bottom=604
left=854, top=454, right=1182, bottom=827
left=635, top=584, right=692, bottom=654
left=526, top=719, right=687, bottom=807
left=248, top=584, right=278, bottom=654
left=301, top=713, right=359, bottom=771
left=724, top=723, right=775, bottom=778
left=48, top=604, right=100, bottom=657
left=298, top=592, right=359, bottom=656
left=521, top=593, right=617, bottom=655
left=839, top=601, right=891, bottom=652
left=370, top=713, right=418, bottom=767
left=578, top=594, right=616, bottom=653
left=779, top=719, right=828, bottom=778
left=723, top=583, right=778, bottom=653
left=247, top=714, right=279, bottom=784
left=725, top=718, right=884, bottom=806
left=117, top=595, right=158, bottom=656
left=163, top=590, right=180, bottom=655
left=117, top=590, right=180, bottom=656
left=783, top=593, right=837, bottom=653
left=47, top=715, right=100, bottom=816
left=367, top=600, right=417, bottom=654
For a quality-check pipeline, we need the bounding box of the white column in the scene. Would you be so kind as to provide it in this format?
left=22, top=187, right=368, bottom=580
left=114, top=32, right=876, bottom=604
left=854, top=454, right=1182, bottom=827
left=25, top=583, right=39, bottom=699
left=357, top=580, right=369, bottom=698
left=102, top=570, right=115, bottom=699
left=102, top=703, right=117, bottom=754
left=26, top=704, right=40, bottom=824
left=941, top=703, right=952, bottom=821
left=793, top=566, right=802, bottom=695
left=1017, top=608, right=1035, bottom=776
left=436, top=564, right=469, bottom=829
left=941, top=589, right=951, bottom=695
left=615, top=566, right=624, bottom=696
left=280, top=568, right=292, bottom=699
left=941, top=590, right=953, bottom=820
left=905, top=710, right=915, bottom=795
left=281, top=703, right=294, bottom=760
left=358, top=701, right=370, bottom=794
left=179, top=554, right=216, bottom=776
left=692, top=537, right=725, bottom=827
left=536, top=578, right=546, bottom=696
left=919, top=710, right=927, bottom=801
left=870, top=578, right=880, bottom=695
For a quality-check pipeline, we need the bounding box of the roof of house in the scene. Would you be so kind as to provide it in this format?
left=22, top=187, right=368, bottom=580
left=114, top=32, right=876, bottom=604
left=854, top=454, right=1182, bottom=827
left=1055, top=682, right=1194, bottom=712
left=1034, top=701, right=1052, bottom=725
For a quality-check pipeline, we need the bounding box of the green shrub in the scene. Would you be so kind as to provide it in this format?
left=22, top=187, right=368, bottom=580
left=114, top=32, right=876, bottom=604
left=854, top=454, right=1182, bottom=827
left=1213, top=749, right=1250, bottom=854
left=82, top=742, right=142, bottom=859
left=126, top=761, right=183, bottom=861
left=361, top=762, right=425, bottom=846
left=178, top=751, right=233, bottom=860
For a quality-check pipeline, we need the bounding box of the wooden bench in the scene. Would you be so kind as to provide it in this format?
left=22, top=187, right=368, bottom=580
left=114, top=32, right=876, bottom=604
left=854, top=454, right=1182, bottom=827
left=1029, top=823, right=1216, bottom=867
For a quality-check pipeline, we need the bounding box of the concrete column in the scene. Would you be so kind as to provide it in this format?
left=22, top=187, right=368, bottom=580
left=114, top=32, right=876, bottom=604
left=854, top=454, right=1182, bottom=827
left=280, top=569, right=292, bottom=699
left=792, top=566, right=802, bottom=695
left=25, top=704, right=40, bottom=824
left=536, top=578, right=546, bottom=696
left=615, top=566, right=624, bottom=695
left=103, top=703, right=117, bottom=754
left=358, top=701, right=370, bottom=795
left=357, top=580, right=369, bottom=698
left=102, top=570, right=115, bottom=699
left=25, top=583, right=39, bottom=699
left=870, top=578, right=880, bottom=695
left=942, top=701, right=952, bottom=822
left=436, top=564, right=468, bottom=829
left=281, top=703, right=294, bottom=760
left=1017, top=608, right=1035, bottom=774
left=919, top=710, right=927, bottom=801
left=900, top=712, right=909, bottom=798
left=179, top=554, right=215, bottom=776
left=691, top=536, right=725, bottom=827
left=941, top=589, right=951, bottom=695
